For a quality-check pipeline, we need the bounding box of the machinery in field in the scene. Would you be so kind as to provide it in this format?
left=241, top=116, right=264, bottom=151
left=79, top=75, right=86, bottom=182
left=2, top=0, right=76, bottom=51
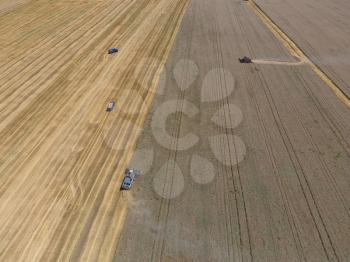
left=106, top=101, right=116, bottom=112
left=121, top=169, right=141, bottom=190
left=108, top=48, right=119, bottom=54
left=239, top=56, right=252, bottom=63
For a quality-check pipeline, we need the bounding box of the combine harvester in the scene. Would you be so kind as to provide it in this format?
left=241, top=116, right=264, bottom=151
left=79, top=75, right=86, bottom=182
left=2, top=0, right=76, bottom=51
left=121, top=169, right=141, bottom=190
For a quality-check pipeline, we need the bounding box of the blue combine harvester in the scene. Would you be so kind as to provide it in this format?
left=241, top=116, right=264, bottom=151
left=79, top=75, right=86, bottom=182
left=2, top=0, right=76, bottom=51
left=121, top=169, right=140, bottom=190
left=108, top=48, right=119, bottom=54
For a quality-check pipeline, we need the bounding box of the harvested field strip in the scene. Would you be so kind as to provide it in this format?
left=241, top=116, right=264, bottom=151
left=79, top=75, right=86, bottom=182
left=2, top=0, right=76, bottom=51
left=115, top=0, right=350, bottom=260
left=247, top=0, right=350, bottom=108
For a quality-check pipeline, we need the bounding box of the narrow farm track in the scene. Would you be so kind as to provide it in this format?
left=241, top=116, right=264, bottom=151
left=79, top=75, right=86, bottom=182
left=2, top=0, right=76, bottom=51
left=0, top=0, right=189, bottom=261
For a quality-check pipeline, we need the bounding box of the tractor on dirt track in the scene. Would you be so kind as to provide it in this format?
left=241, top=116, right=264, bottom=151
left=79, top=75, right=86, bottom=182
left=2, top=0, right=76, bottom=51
left=239, top=56, right=252, bottom=63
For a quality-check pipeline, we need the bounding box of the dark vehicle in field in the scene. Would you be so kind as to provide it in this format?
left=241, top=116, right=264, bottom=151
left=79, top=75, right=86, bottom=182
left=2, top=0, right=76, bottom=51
left=239, top=56, right=252, bottom=63
left=108, top=48, right=119, bottom=54
left=106, top=101, right=116, bottom=112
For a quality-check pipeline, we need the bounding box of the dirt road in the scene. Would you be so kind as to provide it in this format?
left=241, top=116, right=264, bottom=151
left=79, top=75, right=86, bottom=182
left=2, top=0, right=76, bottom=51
left=0, top=0, right=189, bottom=260
left=116, top=0, right=350, bottom=261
